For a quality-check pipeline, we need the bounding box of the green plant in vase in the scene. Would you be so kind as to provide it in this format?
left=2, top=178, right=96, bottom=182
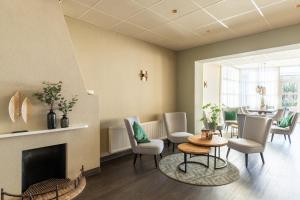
left=58, top=96, right=78, bottom=128
left=33, top=81, right=62, bottom=129
left=201, top=103, right=221, bottom=131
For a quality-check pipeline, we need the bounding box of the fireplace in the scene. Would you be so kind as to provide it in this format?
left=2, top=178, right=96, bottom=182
left=22, top=144, right=66, bottom=192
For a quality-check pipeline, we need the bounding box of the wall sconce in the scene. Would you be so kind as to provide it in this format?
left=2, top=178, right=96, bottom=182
left=139, top=70, right=148, bottom=81
left=204, top=81, right=208, bottom=88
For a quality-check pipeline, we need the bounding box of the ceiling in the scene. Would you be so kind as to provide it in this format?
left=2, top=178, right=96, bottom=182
left=211, top=48, right=300, bottom=68
left=61, top=0, right=300, bottom=51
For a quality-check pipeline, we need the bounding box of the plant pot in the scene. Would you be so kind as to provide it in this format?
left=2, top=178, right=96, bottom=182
left=61, top=114, right=69, bottom=128
left=47, top=109, right=57, bottom=129
left=208, top=122, right=216, bottom=132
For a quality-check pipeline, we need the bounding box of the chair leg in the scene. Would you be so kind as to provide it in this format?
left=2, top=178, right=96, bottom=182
left=154, top=155, right=158, bottom=168
left=226, top=148, right=230, bottom=159
left=172, top=143, right=175, bottom=153
left=133, top=154, right=137, bottom=166
left=219, top=130, right=222, bottom=137
left=271, top=134, right=274, bottom=142
left=167, top=140, right=170, bottom=147
left=284, top=134, right=286, bottom=140
left=288, top=135, right=291, bottom=144
left=139, top=154, right=142, bottom=159
left=160, top=153, right=163, bottom=158
left=260, top=152, right=265, bottom=164
left=245, top=154, right=248, bottom=168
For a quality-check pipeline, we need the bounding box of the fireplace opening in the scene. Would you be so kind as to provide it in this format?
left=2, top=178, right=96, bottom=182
left=22, top=144, right=66, bottom=192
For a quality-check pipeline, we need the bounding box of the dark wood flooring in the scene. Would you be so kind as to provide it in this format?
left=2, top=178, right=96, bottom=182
left=77, top=125, right=300, bottom=200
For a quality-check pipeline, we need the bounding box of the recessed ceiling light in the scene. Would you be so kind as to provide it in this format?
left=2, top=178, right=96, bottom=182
left=172, top=9, right=178, bottom=14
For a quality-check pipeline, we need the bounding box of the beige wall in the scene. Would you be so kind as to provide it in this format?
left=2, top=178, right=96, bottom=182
left=65, top=17, right=176, bottom=156
left=203, top=63, right=221, bottom=106
left=0, top=0, right=100, bottom=193
left=177, top=23, right=300, bottom=133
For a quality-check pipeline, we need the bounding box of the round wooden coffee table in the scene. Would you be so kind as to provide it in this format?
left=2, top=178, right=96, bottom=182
left=188, top=135, right=228, bottom=169
left=177, top=143, right=210, bottom=173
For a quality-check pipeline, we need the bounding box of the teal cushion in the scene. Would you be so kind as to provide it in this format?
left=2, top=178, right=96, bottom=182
left=133, top=122, right=150, bottom=143
left=224, top=111, right=237, bottom=121
left=279, top=114, right=293, bottom=128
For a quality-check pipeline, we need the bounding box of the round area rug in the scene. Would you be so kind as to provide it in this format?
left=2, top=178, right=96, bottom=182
left=159, top=153, right=240, bottom=186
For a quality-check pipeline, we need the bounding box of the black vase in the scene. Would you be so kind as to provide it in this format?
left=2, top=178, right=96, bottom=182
left=61, top=115, right=69, bottom=128
left=47, top=109, right=57, bottom=129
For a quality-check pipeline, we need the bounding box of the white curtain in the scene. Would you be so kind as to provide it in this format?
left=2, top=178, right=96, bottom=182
left=240, top=67, right=279, bottom=108
left=221, top=66, right=239, bottom=107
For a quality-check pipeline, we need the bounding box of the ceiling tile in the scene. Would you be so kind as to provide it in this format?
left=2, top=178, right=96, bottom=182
left=151, top=22, right=199, bottom=41
left=205, top=0, right=256, bottom=20
left=80, top=9, right=121, bottom=29
left=262, top=0, right=300, bottom=28
left=223, top=11, right=269, bottom=36
left=93, top=0, right=143, bottom=20
left=62, top=0, right=89, bottom=18
left=174, top=10, right=216, bottom=30
left=72, top=0, right=101, bottom=7
left=192, top=0, right=224, bottom=8
left=150, top=0, right=199, bottom=20
left=111, top=22, right=147, bottom=37
left=132, top=0, right=163, bottom=8
left=195, top=22, right=235, bottom=42
left=254, top=0, right=286, bottom=7
left=127, top=9, right=168, bottom=29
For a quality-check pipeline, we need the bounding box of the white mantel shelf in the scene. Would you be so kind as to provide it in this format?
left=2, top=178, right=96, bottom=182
left=0, top=124, right=88, bottom=140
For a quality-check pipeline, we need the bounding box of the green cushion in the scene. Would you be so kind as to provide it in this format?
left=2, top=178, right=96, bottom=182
left=224, top=111, right=237, bottom=121
left=133, top=122, right=150, bottom=143
left=279, top=114, right=294, bottom=128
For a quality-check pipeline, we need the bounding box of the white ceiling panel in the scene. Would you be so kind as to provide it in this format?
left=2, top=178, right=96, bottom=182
left=94, top=0, right=143, bottom=20
left=223, top=11, right=269, bottom=36
left=174, top=10, right=215, bottom=30
left=150, top=0, right=199, bottom=20
left=127, top=9, right=168, bottom=29
left=205, top=0, right=256, bottom=20
left=61, top=0, right=300, bottom=50
left=262, top=0, right=300, bottom=28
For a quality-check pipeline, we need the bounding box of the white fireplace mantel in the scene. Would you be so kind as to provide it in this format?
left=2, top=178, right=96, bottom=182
left=0, top=124, right=88, bottom=140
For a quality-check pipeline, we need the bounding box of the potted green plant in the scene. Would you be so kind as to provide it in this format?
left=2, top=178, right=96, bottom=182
left=33, top=81, right=62, bottom=129
left=201, top=103, right=221, bottom=132
left=58, top=96, right=78, bottom=128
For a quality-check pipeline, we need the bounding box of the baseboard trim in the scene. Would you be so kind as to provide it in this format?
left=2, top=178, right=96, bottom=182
left=84, top=167, right=101, bottom=177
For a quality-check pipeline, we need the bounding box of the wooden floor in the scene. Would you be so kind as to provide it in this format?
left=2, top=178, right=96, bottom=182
left=77, top=125, right=300, bottom=200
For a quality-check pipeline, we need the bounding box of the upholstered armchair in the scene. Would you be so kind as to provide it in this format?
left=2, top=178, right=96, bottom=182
left=271, top=108, right=284, bottom=125
left=270, top=112, right=298, bottom=144
left=163, top=112, right=193, bottom=152
left=226, top=116, right=272, bottom=167
left=124, top=116, right=164, bottom=168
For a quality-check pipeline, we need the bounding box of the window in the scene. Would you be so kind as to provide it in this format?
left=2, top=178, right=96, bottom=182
left=221, top=66, right=239, bottom=107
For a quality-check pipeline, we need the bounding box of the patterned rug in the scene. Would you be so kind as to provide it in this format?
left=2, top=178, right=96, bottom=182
left=159, top=153, right=240, bottom=186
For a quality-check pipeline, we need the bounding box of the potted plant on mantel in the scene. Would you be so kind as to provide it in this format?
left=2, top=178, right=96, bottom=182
left=201, top=103, right=221, bottom=132
left=33, top=81, right=62, bottom=129
left=58, top=96, right=78, bottom=128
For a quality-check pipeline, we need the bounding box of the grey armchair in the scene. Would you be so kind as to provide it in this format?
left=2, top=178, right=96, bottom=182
left=163, top=112, right=193, bottom=152
left=124, top=116, right=164, bottom=168
left=270, top=112, right=298, bottom=144
left=226, top=116, right=272, bottom=167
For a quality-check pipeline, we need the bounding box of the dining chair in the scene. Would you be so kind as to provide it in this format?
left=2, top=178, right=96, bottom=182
left=226, top=116, right=272, bottom=167
left=270, top=112, right=298, bottom=144
left=124, top=116, right=164, bottom=168
left=163, top=112, right=193, bottom=152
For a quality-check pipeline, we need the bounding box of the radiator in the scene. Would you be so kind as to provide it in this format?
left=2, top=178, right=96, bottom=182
left=108, top=120, right=167, bottom=154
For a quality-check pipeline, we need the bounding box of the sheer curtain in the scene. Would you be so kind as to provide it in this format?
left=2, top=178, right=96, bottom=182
left=221, top=66, right=239, bottom=107
left=239, top=67, right=279, bottom=108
